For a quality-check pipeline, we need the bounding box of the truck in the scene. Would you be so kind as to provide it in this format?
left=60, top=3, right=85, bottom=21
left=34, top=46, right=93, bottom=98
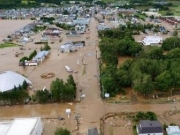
left=65, top=66, right=73, bottom=73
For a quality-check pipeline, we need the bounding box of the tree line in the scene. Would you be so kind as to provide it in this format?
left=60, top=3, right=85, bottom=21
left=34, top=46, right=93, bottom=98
left=99, top=27, right=180, bottom=98
left=0, top=80, right=29, bottom=105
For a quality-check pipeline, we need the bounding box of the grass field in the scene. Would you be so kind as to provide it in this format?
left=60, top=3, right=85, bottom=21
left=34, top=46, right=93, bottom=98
left=21, top=0, right=36, bottom=4
left=0, top=43, right=17, bottom=49
left=170, top=5, right=180, bottom=16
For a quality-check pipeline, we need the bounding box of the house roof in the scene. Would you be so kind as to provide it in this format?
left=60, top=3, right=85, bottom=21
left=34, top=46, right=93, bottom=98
left=142, top=36, right=162, bottom=45
left=137, top=120, right=163, bottom=134
left=166, top=126, right=180, bottom=135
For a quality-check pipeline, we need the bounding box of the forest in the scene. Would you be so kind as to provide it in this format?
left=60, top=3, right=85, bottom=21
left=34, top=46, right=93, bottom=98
left=99, top=25, right=180, bottom=98
left=0, top=0, right=93, bottom=9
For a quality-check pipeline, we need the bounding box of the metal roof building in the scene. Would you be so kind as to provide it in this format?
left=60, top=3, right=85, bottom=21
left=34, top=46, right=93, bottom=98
left=0, top=117, right=43, bottom=135
left=142, top=36, right=163, bottom=46
left=0, top=71, right=32, bottom=92
left=33, top=51, right=49, bottom=62
left=166, top=126, right=180, bottom=135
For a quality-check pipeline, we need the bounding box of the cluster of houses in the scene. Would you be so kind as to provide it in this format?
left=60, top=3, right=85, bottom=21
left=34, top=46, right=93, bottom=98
left=137, top=120, right=180, bottom=135
left=0, top=8, right=62, bottom=19
left=3, top=23, right=36, bottom=44
left=1, top=5, right=94, bottom=43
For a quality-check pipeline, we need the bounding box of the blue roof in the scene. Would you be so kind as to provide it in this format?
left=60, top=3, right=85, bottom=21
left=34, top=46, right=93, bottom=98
left=33, top=51, right=49, bottom=60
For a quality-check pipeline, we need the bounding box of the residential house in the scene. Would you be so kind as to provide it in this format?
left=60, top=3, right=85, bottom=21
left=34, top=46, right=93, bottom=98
left=137, top=120, right=163, bottom=135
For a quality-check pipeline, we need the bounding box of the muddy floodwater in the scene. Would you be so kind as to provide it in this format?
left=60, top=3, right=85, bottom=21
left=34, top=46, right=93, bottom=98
left=0, top=103, right=75, bottom=119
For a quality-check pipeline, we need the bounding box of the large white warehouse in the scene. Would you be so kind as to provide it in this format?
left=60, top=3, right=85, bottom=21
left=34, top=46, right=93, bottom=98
left=0, top=71, right=32, bottom=92
left=142, top=36, right=163, bottom=46
left=0, top=117, right=43, bottom=135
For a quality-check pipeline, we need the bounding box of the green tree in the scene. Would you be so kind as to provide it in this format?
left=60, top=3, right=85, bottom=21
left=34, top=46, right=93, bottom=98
left=145, top=47, right=163, bottom=59
left=154, top=71, right=172, bottom=91
left=50, top=78, right=64, bottom=102
left=67, top=75, right=76, bottom=89
left=133, top=74, right=154, bottom=98
left=29, top=50, right=37, bottom=60
left=166, top=48, right=180, bottom=59
left=54, top=128, right=71, bottom=135
left=22, top=80, right=28, bottom=90
left=162, top=37, right=180, bottom=51
left=35, top=90, right=51, bottom=103
left=115, top=69, right=131, bottom=87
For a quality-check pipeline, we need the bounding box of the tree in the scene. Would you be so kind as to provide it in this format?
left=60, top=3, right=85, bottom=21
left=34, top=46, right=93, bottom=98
left=133, top=74, right=154, bottom=98
left=162, top=37, right=180, bottom=51
left=154, top=71, right=172, bottom=91
left=29, top=50, right=37, bottom=60
left=115, top=69, right=131, bottom=87
left=54, top=128, right=71, bottom=135
left=22, top=80, right=28, bottom=90
left=35, top=90, right=51, bottom=103
left=50, top=78, right=64, bottom=102
left=145, top=47, right=163, bottom=59
left=67, top=75, right=76, bottom=90
left=166, top=48, right=180, bottom=59
left=50, top=77, right=75, bottom=102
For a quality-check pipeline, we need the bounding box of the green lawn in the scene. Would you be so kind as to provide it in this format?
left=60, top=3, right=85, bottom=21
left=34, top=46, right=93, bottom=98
left=21, top=0, right=36, bottom=4
left=170, top=5, right=180, bottom=16
left=0, top=43, right=17, bottom=48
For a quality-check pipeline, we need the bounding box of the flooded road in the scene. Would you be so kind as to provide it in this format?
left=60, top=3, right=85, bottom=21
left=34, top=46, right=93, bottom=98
left=0, top=103, right=74, bottom=119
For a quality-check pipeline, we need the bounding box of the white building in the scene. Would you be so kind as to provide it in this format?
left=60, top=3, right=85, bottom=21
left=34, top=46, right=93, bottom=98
left=142, top=36, right=163, bottom=46
left=0, top=117, right=43, bottom=135
left=166, top=126, right=180, bottom=135
left=0, top=71, right=32, bottom=92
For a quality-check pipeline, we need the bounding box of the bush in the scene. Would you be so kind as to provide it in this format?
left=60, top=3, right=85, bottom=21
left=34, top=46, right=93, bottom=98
left=133, top=111, right=157, bottom=122
left=19, top=56, right=29, bottom=62
left=35, top=42, right=44, bottom=44
left=41, top=43, right=51, bottom=51
left=163, top=124, right=168, bottom=130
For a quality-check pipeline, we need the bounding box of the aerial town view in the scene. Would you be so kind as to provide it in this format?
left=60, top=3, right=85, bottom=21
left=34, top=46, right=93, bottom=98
left=1, top=0, right=180, bottom=135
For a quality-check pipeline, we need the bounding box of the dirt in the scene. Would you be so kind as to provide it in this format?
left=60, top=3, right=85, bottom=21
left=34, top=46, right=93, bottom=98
left=118, top=56, right=133, bottom=67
